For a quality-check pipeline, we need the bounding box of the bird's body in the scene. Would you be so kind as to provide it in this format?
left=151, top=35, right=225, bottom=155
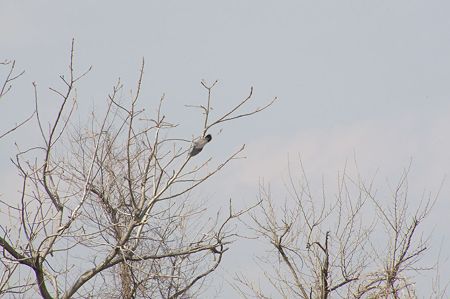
left=189, top=134, right=212, bottom=157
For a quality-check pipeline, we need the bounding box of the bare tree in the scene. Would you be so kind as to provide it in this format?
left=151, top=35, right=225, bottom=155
left=238, top=159, right=444, bottom=299
left=0, top=40, right=276, bottom=298
left=0, top=59, right=34, bottom=139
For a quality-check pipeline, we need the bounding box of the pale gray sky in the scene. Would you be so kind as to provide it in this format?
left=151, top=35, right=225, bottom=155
left=2, top=1, right=450, bottom=297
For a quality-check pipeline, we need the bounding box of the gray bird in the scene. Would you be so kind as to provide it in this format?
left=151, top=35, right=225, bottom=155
left=189, top=134, right=212, bottom=157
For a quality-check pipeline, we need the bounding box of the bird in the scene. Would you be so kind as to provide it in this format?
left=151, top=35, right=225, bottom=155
left=189, top=134, right=212, bottom=157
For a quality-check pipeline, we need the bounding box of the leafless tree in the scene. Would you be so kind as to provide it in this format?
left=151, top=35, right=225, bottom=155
left=0, top=59, right=34, bottom=139
left=237, top=158, right=444, bottom=299
left=0, top=40, right=276, bottom=298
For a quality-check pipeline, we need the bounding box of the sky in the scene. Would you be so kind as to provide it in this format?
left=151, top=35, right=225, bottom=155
left=1, top=0, right=450, bottom=297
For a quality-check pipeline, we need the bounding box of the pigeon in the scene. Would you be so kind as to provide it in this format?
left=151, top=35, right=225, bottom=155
left=189, top=134, right=212, bottom=157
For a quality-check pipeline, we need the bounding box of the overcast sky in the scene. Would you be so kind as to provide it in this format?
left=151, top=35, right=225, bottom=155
left=2, top=1, right=450, bottom=297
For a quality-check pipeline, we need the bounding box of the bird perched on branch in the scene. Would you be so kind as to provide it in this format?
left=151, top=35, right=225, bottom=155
left=189, top=134, right=212, bottom=157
